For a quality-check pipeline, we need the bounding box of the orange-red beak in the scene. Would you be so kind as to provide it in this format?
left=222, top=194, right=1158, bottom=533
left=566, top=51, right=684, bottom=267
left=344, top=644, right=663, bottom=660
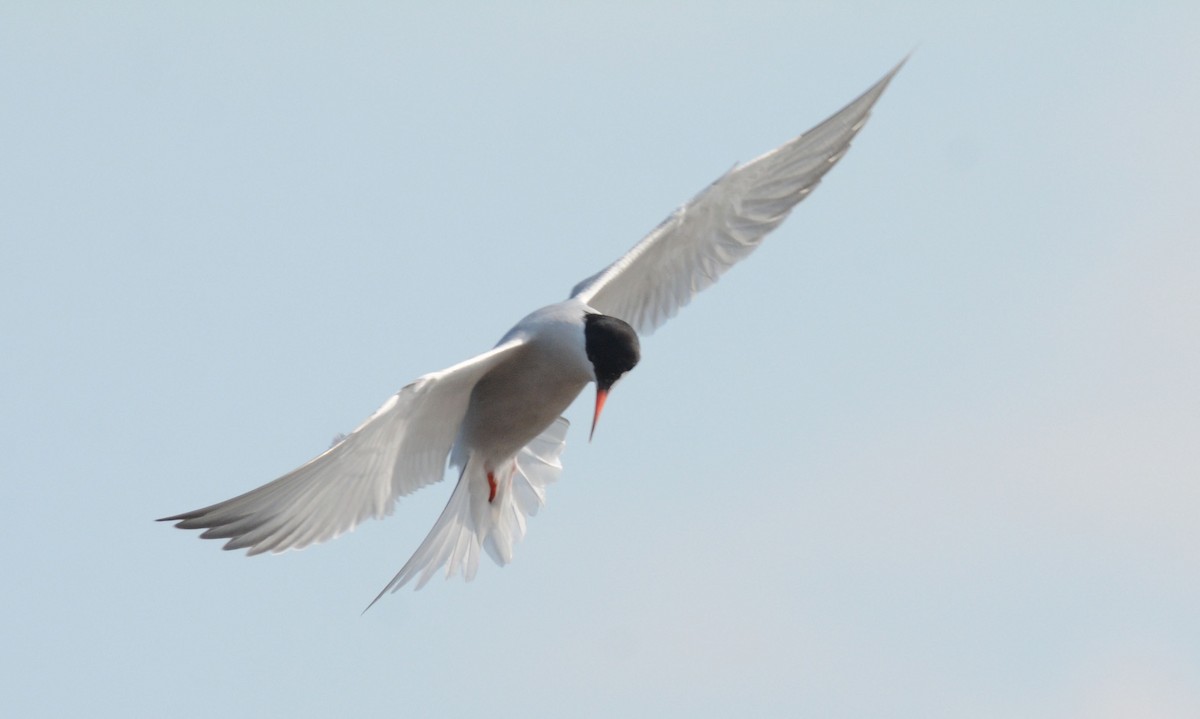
left=589, top=387, right=609, bottom=442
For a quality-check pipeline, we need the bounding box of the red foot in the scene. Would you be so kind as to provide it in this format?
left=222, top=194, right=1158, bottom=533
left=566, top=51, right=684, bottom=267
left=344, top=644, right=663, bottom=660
left=487, top=471, right=497, bottom=503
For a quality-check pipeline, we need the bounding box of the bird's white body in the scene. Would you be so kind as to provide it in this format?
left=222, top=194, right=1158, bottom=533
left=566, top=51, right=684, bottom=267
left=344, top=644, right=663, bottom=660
left=163, top=59, right=904, bottom=607
left=459, top=301, right=594, bottom=469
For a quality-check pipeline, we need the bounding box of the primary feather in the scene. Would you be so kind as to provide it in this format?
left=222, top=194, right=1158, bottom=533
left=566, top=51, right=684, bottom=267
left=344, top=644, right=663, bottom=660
left=571, top=58, right=905, bottom=335
left=160, top=341, right=526, bottom=555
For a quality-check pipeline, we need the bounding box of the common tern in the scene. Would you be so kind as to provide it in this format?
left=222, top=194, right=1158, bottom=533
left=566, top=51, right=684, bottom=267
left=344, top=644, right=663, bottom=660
left=161, top=59, right=903, bottom=608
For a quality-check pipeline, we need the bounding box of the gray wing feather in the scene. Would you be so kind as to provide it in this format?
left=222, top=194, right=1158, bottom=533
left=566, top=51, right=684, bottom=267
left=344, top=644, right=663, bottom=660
left=160, top=340, right=526, bottom=555
left=571, top=58, right=904, bottom=335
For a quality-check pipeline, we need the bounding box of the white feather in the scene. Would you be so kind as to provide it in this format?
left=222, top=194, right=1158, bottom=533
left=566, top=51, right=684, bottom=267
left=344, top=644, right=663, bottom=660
left=365, top=416, right=570, bottom=608
left=161, top=340, right=526, bottom=555
left=571, top=59, right=905, bottom=335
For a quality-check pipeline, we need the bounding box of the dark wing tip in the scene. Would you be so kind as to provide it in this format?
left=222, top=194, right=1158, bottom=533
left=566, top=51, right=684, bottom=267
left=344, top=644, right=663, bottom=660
left=156, top=511, right=194, bottom=523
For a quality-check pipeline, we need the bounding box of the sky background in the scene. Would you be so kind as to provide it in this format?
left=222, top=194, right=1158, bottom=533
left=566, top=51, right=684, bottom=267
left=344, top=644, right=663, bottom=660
left=3, top=2, right=1199, bottom=717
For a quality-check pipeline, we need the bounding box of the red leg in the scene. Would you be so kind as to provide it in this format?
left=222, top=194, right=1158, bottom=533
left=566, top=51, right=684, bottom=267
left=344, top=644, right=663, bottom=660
left=487, top=471, right=497, bottom=503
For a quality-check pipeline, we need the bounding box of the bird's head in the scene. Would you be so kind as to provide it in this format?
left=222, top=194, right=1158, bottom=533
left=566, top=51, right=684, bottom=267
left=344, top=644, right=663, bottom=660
left=583, top=313, right=640, bottom=440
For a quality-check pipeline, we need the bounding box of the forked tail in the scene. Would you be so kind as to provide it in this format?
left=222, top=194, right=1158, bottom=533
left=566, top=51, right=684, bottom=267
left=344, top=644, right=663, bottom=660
left=364, top=417, right=569, bottom=611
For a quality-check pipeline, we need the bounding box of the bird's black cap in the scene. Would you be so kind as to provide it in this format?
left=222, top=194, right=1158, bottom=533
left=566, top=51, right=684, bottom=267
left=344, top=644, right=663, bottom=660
left=583, top=314, right=640, bottom=389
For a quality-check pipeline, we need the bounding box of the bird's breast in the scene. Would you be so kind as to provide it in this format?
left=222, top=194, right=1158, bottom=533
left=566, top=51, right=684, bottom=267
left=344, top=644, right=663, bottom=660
left=459, top=315, right=593, bottom=464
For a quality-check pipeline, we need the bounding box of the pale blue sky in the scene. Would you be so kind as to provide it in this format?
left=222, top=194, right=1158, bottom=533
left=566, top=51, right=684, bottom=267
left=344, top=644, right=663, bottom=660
left=3, top=3, right=1199, bottom=717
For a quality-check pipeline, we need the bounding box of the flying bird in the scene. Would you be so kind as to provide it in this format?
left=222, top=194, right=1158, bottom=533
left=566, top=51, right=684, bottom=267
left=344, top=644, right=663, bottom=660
left=161, top=59, right=904, bottom=608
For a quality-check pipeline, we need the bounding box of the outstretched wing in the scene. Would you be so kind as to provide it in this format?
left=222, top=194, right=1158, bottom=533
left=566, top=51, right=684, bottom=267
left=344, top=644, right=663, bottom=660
left=159, top=340, right=526, bottom=555
left=571, top=59, right=904, bottom=335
